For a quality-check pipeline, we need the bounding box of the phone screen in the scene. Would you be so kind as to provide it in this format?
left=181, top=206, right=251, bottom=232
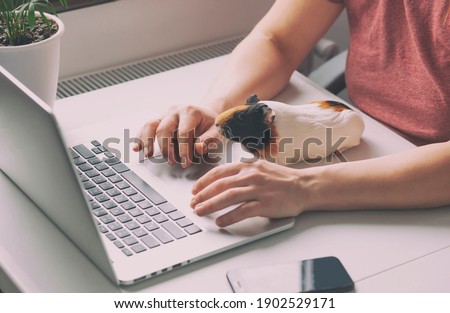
left=227, top=256, right=354, bottom=293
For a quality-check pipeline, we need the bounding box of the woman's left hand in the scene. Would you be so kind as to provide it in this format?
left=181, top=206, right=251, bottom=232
left=190, top=159, right=309, bottom=227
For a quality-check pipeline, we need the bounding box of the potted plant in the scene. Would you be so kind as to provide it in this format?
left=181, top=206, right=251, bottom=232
left=0, top=0, right=68, bottom=106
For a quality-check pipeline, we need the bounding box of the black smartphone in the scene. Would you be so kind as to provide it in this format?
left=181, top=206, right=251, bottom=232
left=226, top=256, right=354, bottom=293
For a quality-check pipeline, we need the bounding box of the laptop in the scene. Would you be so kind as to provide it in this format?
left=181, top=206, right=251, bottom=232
left=0, top=65, right=294, bottom=285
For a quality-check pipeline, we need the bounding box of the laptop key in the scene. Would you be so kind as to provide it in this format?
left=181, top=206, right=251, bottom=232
left=184, top=224, right=202, bottom=235
left=121, top=201, right=136, bottom=210
left=115, top=181, right=130, bottom=190
left=99, top=182, right=114, bottom=190
left=92, top=208, right=108, bottom=217
left=95, top=163, right=108, bottom=171
left=88, top=157, right=102, bottom=165
left=83, top=181, right=95, bottom=190
left=103, top=200, right=117, bottom=210
left=125, top=221, right=140, bottom=230
left=107, top=188, right=121, bottom=197
left=113, top=240, right=124, bottom=249
left=136, top=215, right=151, bottom=224
left=95, top=194, right=110, bottom=203
left=131, top=243, right=147, bottom=253
left=114, top=194, right=128, bottom=204
left=117, top=214, right=132, bottom=223
left=144, top=207, right=159, bottom=216
left=105, top=233, right=116, bottom=241
left=80, top=174, right=89, bottom=183
left=90, top=202, right=100, bottom=210
left=123, top=236, right=138, bottom=246
left=121, top=171, right=167, bottom=205
left=102, top=169, right=116, bottom=177
left=153, top=214, right=168, bottom=224
left=86, top=169, right=100, bottom=178
left=100, top=215, right=115, bottom=224
left=123, top=188, right=137, bottom=196
left=109, top=175, right=123, bottom=183
left=121, top=248, right=132, bottom=256
left=161, top=221, right=187, bottom=239
left=88, top=187, right=102, bottom=196
left=92, top=147, right=102, bottom=154
left=110, top=207, right=125, bottom=216
left=141, top=235, right=160, bottom=249
left=108, top=222, right=122, bottom=231
left=138, top=200, right=152, bottom=209
left=133, top=228, right=148, bottom=238
left=91, top=140, right=101, bottom=147
left=78, top=163, right=93, bottom=172
left=158, top=202, right=177, bottom=214
left=115, top=229, right=130, bottom=238
left=152, top=229, right=173, bottom=244
left=128, top=208, right=143, bottom=217
left=130, top=194, right=145, bottom=203
left=105, top=157, right=120, bottom=165
left=98, top=225, right=108, bottom=233
left=168, top=211, right=185, bottom=221
left=74, top=158, right=86, bottom=166
left=93, top=176, right=107, bottom=184
left=144, top=222, right=159, bottom=232
left=112, top=163, right=129, bottom=174
left=176, top=217, right=193, bottom=228
left=73, top=144, right=95, bottom=159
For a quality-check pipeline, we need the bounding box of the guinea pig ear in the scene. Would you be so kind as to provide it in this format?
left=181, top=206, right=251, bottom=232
left=246, top=94, right=260, bottom=105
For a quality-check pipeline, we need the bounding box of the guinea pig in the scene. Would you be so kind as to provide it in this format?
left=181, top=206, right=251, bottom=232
left=214, top=95, right=365, bottom=165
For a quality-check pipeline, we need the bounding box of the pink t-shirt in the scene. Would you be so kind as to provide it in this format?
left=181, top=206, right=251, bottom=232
left=343, top=1, right=450, bottom=145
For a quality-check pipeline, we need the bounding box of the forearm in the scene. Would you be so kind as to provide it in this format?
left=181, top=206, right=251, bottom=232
left=201, top=32, right=296, bottom=113
left=303, top=141, right=450, bottom=211
left=200, top=0, right=345, bottom=113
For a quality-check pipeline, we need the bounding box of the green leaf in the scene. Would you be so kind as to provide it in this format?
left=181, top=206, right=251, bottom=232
left=28, top=3, right=35, bottom=28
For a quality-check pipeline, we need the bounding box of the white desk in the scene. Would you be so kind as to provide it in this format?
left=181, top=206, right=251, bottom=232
left=1, top=57, right=449, bottom=292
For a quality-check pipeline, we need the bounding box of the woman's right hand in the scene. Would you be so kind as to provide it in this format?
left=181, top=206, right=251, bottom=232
left=132, top=104, right=222, bottom=168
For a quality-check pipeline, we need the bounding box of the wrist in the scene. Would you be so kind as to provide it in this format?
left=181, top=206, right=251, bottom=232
left=297, top=164, right=342, bottom=212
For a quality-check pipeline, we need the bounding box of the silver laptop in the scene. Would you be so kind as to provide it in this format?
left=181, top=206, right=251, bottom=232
left=0, top=65, right=294, bottom=285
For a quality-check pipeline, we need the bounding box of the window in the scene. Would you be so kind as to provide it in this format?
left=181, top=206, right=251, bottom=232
left=51, top=0, right=114, bottom=12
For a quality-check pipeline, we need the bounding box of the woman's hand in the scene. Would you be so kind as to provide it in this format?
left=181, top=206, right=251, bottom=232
left=133, top=105, right=222, bottom=168
left=191, top=159, right=310, bottom=227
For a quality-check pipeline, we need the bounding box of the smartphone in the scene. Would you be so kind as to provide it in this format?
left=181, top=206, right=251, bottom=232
left=226, top=256, right=354, bottom=293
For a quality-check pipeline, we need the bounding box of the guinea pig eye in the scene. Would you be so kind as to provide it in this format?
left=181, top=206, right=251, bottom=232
left=237, top=113, right=244, bottom=121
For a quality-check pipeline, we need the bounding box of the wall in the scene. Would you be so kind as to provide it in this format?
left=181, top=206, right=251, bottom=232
left=58, top=0, right=274, bottom=78
left=59, top=0, right=350, bottom=79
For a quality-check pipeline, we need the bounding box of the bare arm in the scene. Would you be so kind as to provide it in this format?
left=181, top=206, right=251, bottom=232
left=203, top=0, right=345, bottom=112
left=303, top=141, right=450, bottom=211
left=191, top=141, right=450, bottom=227
left=134, top=0, right=344, bottom=167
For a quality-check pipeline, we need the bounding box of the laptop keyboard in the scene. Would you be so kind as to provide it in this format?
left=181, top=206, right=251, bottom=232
left=69, top=140, right=202, bottom=257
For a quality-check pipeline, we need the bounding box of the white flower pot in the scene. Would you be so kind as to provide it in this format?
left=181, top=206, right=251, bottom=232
left=0, top=13, right=64, bottom=107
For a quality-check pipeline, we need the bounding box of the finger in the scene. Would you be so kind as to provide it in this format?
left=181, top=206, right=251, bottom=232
left=190, top=174, right=249, bottom=208
left=191, top=162, right=242, bottom=195
left=215, top=201, right=260, bottom=227
left=177, top=117, right=197, bottom=168
left=133, top=119, right=160, bottom=156
left=156, top=115, right=179, bottom=163
left=194, top=186, right=254, bottom=216
left=194, top=126, right=223, bottom=155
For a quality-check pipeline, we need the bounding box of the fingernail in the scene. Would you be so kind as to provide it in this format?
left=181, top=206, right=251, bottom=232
left=181, top=157, right=187, bottom=168
left=168, top=159, right=173, bottom=166
left=132, top=143, right=139, bottom=151
left=194, top=204, right=203, bottom=214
